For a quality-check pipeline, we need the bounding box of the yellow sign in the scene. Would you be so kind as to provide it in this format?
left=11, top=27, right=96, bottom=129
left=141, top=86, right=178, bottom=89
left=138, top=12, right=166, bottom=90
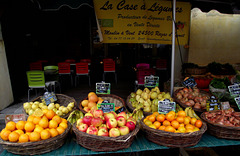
left=93, top=0, right=191, bottom=45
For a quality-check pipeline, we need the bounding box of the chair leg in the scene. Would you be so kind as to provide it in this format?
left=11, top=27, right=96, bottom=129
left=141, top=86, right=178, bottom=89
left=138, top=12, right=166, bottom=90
left=28, top=89, right=31, bottom=102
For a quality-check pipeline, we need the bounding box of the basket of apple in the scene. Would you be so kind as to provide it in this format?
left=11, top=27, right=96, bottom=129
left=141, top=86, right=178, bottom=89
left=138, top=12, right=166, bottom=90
left=72, top=109, right=140, bottom=152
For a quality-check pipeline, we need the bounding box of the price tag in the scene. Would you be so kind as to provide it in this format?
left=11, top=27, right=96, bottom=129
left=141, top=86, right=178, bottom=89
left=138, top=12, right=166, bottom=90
left=97, top=103, right=115, bottom=113
left=158, top=101, right=176, bottom=114
left=234, top=97, right=240, bottom=110
left=144, top=75, right=159, bottom=88
left=206, top=95, right=220, bottom=111
left=96, top=82, right=111, bottom=94
left=182, top=77, right=197, bottom=88
left=228, top=84, right=240, bottom=96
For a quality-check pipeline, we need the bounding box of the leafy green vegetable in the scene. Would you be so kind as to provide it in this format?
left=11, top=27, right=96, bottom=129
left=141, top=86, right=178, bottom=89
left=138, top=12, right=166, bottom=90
left=210, top=77, right=231, bottom=89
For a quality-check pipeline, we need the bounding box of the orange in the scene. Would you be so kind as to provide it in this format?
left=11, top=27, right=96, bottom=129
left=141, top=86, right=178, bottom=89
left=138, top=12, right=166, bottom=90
left=52, top=115, right=62, bottom=124
left=153, top=121, right=161, bottom=129
left=25, top=132, right=31, bottom=136
left=8, top=131, right=20, bottom=142
left=166, top=113, right=175, bottom=122
left=168, top=111, right=176, bottom=116
left=0, top=129, right=11, bottom=141
left=40, top=130, right=51, bottom=140
left=144, top=120, right=152, bottom=126
left=19, top=134, right=29, bottom=143
left=158, top=125, right=166, bottom=131
left=24, top=121, right=35, bottom=132
left=14, top=129, right=24, bottom=135
left=88, top=94, right=98, bottom=103
left=81, top=100, right=89, bottom=107
left=59, top=122, right=68, bottom=130
left=190, top=118, right=197, bottom=125
left=45, top=110, right=55, bottom=120
left=56, top=127, right=65, bottom=135
left=152, top=112, right=160, bottom=117
left=148, top=114, right=156, bottom=123
left=185, top=129, right=194, bottom=133
left=97, top=98, right=104, bottom=104
left=42, top=109, right=48, bottom=115
left=42, top=115, right=48, bottom=121
left=88, top=102, right=97, bottom=110
left=29, top=132, right=41, bottom=142
left=183, top=117, right=190, bottom=125
left=156, top=114, right=165, bottom=122
left=27, top=115, right=35, bottom=122
left=34, top=126, right=44, bottom=134
left=148, top=124, right=157, bottom=129
left=61, top=118, right=68, bottom=124
left=49, top=128, right=59, bottom=138
left=88, top=92, right=96, bottom=98
left=6, top=121, right=16, bottom=131
left=176, top=116, right=184, bottom=124
left=49, top=120, right=58, bottom=129
left=178, top=126, right=186, bottom=133
left=162, top=120, right=171, bottom=126
left=177, top=110, right=186, bottom=117
left=145, top=116, right=150, bottom=120
left=16, top=121, right=25, bottom=130
left=171, top=120, right=180, bottom=129
left=39, top=118, right=49, bottom=129
left=164, top=126, right=176, bottom=133
left=33, top=116, right=42, bottom=125
left=179, top=123, right=185, bottom=127
left=195, top=120, right=203, bottom=128
left=185, top=124, right=194, bottom=130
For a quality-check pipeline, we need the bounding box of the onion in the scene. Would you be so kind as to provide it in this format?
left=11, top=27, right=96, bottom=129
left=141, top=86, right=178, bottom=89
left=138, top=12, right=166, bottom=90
left=183, top=93, right=189, bottom=98
left=194, top=103, right=201, bottom=109
left=179, top=90, right=184, bottom=95
left=188, top=88, right=193, bottom=93
left=183, top=88, right=189, bottom=93
left=188, top=93, right=194, bottom=100
left=176, top=92, right=183, bottom=99
left=200, top=101, right=206, bottom=108
left=193, top=88, right=200, bottom=93
left=189, top=100, right=195, bottom=106
left=185, top=101, right=191, bottom=106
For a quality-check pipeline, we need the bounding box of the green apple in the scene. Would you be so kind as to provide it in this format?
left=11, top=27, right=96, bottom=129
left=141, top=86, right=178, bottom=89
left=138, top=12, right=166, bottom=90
left=53, top=108, right=58, bottom=113
left=29, top=109, right=34, bottom=115
left=56, top=110, right=63, bottom=116
left=59, top=106, right=64, bottom=111
left=32, top=103, right=39, bottom=110
left=67, top=102, right=74, bottom=108
left=62, top=107, right=69, bottom=114
left=55, top=104, right=60, bottom=109
left=23, top=102, right=31, bottom=110
left=67, top=106, right=72, bottom=112
left=48, top=103, right=55, bottom=110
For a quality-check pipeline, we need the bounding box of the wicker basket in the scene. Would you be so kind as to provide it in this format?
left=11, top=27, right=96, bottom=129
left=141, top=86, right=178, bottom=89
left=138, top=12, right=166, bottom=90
left=72, top=122, right=140, bottom=152
left=201, top=112, right=240, bottom=140
left=186, top=67, right=207, bottom=75
left=0, top=122, right=71, bottom=155
left=126, top=95, right=152, bottom=116
left=23, top=94, right=77, bottom=119
left=79, top=94, right=126, bottom=114
left=173, top=88, right=212, bottom=113
left=140, top=118, right=207, bottom=148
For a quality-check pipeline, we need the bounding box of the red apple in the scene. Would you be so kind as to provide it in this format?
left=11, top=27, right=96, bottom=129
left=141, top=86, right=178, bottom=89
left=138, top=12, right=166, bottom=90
left=117, top=111, right=127, bottom=120
left=93, top=109, right=104, bottom=118
left=76, top=118, right=84, bottom=127
left=104, top=112, right=115, bottom=121
left=116, top=116, right=126, bottom=127
left=126, top=121, right=136, bottom=131
left=83, top=116, right=93, bottom=126
left=90, top=106, right=98, bottom=114
left=127, top=117, right=137, bottom=125
left=91, top=117, right=103, bottom=127
left=110, top=111, right=117, bottom=118
left=78, top=123, right=88, bottom=132
left=119, top=126, right=130, bottom=136
left=106, top=118, right=117, bottom=129
left=97, top=128, right=109, bottom=137
left=109, top=128, right=120, bottom=137
left=86, top=125, right=98, bottom=135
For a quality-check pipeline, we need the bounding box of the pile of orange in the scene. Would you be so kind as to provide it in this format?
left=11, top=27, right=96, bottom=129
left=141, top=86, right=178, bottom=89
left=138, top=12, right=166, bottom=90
left=80, top=92, right=104, bottom=113
left=143, top=111, right=203, bottom=133
left=0, top=110, right=68, bottom=143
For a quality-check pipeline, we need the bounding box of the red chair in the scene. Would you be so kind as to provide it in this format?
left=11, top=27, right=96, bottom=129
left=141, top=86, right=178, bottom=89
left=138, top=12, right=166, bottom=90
left=135, top=68, right=156, bottom=90
left=58, top=62, right=73, bottom=86
left=136, top=63, right=150, bottom=70
left=75, top=62, right=91, bottom=87
left=103, top=60, right=117, bottom=84
left=156, top=59, right=167, bottom=70
left=30, top=62, right=42, bottom=71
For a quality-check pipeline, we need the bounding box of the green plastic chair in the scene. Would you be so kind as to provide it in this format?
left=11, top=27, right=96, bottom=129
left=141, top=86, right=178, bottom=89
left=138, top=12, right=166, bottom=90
left=26, top=70, right=48, bottom=101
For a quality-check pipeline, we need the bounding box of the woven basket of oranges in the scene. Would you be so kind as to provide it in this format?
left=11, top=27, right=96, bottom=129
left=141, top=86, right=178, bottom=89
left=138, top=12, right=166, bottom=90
left=140, top=111, right=207, bottom=148
left=0, top=110, right=71, bottom=155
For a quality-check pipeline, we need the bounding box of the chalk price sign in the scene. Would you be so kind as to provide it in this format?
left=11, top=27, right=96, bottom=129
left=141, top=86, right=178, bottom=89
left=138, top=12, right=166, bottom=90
left=182, top=77, right=197, bottom=88
left=144, top=75, right=159, bottom=88
left=234, top=97, right=240, bottom=110
left=206, top=95, right=220, bottom=111
left=96, top=82, right=111, bottom=94
left=158, top=101, right=176, bottom=114
left=97, top=103, right=115, bottom=113
left=228, top=84, right=240, bottom=96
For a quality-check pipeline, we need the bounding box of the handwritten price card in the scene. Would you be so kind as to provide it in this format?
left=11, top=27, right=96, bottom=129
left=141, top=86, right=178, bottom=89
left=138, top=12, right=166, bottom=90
left=97, top=103, right=115, bottom=113
left=158, top=101, right=176, bottom=114
left=144, top=75, right=159, bottom=88
left=96, top=82, right=111, bottom=94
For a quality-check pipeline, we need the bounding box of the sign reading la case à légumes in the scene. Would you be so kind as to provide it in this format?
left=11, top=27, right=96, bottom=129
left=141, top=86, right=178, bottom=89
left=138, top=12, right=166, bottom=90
left=93, top=0, right=191, bottom=45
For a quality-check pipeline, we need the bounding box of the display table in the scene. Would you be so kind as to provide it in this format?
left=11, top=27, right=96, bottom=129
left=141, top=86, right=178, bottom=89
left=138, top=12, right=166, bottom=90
left=1, top=132, right=240, bottom=156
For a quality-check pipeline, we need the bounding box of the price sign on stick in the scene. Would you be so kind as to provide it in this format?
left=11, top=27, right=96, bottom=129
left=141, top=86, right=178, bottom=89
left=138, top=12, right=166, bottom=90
left=144, top=75, right=159, bottom=88
left=182, top=77, right=197, bottom=88
left=234, top=97, right=240, bottom=110
left=97, top=103, right=115, bottom=113
left=228, top=84, right=240, bottom=96
left=96, top=82, right=111, bottom=94
left=206, top=95, right=220, bottom=111
left=158, top=101, right=176, bottom=114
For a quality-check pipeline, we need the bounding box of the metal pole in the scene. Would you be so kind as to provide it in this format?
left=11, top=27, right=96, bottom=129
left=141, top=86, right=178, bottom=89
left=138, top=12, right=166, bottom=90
left=170, top=0, right=176, bottom=96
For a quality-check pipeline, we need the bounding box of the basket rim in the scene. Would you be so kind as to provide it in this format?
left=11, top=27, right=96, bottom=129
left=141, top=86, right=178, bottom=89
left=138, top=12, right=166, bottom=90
left=79, top=94, right=126, bottom=114
left=140, top=117, right=207, bottom=137
left=23, top=94, right=77, bottom=119
left=200, top=111, right=240, bottom=130
left=173, top=88, right=212, bottom=112
left=0, top=121, right=71, bottom=146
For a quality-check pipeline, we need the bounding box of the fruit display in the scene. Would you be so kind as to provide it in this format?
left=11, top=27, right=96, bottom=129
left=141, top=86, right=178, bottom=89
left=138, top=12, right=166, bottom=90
left=23, top=101, right=75, bottom=118
left=127, top=87, right=173, bottom=113
left=67, top=110, right=84, bottom=124
left=0, top=110, right=68, bottom=143
left=174, top=87, right=210, bottom=111
left=75, top=109, right=137, bottom=137
left=143, top=110, right=203, bottom=133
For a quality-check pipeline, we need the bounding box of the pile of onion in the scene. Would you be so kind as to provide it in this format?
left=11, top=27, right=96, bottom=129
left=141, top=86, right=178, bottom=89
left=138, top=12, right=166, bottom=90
left=175, top=87, right=209, bottom=110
